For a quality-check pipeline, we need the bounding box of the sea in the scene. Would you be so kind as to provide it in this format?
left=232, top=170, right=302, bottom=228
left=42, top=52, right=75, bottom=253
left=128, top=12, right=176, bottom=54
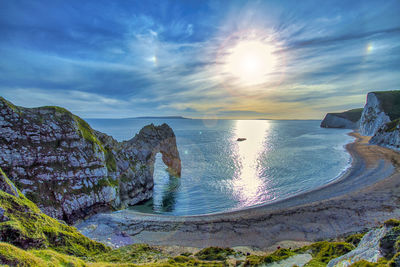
left=86, top=118, right=354, bottom=216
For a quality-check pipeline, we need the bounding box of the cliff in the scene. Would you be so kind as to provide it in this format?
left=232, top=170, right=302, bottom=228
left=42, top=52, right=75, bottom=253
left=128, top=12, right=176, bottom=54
left=2, top=165, right=400, bottom=265
left=369, top=119, right=400, bottom=150
left=0, top=97, right=181, bottom=223
left=359, top=91, right=399, bottom=136
left=320, top=108, right=362, bottom=129
left=321, top=90, right=400, bottom=151
left=358, top=91, right=400, bottom=150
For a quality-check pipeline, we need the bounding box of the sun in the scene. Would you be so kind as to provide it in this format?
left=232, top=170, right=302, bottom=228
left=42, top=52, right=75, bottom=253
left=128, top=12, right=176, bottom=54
left=223, top=40, right=277, bottom=86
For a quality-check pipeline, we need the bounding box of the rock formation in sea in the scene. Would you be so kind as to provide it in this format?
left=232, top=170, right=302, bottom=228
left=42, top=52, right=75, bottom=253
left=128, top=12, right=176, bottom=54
left=0, top=97, right=181, bottom=223
left=320, top=108, right=363, bottom=129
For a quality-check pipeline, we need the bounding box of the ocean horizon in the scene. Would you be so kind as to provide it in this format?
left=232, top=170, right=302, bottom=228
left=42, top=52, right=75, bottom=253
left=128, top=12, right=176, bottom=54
left=86, top=118, right=354, bottom=216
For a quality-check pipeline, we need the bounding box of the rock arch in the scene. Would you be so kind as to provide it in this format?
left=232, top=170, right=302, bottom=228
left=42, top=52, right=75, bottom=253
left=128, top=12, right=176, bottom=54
left=118, top=123, right=181, bottom=206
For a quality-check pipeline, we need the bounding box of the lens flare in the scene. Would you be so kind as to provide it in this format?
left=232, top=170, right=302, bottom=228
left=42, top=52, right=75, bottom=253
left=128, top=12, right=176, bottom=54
left=366, top=43, right=373, bottom=53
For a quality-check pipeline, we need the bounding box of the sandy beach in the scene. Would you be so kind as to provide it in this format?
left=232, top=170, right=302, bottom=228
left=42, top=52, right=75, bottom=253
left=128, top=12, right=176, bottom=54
left=77, top=131, right=400, bottom=250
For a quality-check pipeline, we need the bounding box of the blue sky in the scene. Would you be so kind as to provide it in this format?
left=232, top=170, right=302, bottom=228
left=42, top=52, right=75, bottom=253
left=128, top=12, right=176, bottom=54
left=0, top=0, right=399, bottom=119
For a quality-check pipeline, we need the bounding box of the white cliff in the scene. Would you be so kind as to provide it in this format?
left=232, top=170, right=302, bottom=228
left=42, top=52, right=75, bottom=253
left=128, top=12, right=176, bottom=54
left=359, top=92, right=391, bottom=136
left=320, top=109, right=362, bottom=129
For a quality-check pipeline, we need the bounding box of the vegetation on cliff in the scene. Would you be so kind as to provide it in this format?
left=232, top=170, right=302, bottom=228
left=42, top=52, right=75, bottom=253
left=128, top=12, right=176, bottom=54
left=320, top=108, right=363, bottom=129
left=0, top=97, right=181, bottom=223
left=327, top=108, right=364, bottom=123
left=0, top=169, right=109, bottom=257
left=373, top=91, right=400, bottom=121
left=2, top=163, right=400, bottom=265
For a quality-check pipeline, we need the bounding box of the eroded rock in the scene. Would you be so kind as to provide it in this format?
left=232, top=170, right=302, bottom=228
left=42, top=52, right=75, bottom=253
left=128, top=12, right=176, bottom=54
left=327, top=227, right=388, bottom=267
left=0, top=97, right=181, bottom=223
left=360, top=92, right=393, bottom=136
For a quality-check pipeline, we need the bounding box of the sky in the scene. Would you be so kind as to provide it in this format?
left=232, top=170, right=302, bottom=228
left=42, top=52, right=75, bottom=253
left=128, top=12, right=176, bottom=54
left=0, top=0, right=399, bottom=119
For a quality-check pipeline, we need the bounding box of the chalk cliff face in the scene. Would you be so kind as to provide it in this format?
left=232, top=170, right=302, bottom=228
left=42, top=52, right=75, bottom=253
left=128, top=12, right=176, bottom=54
left=321, top=90, right=400, bottom=151
left=369, top=120, right=400, bottom=150
left=320, top=109, right=362, bottom=129
left=0, top=97, right=181, bottom=223
left=359, top=92, right=391, bottom=136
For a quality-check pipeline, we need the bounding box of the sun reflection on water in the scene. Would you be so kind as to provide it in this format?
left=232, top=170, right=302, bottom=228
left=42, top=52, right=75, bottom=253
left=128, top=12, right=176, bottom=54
left=231, top=120, right=274, bottom=208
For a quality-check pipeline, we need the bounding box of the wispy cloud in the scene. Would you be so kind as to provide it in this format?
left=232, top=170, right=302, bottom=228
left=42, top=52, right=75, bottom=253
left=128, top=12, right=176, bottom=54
left=0, top=0, right=399, bottom=119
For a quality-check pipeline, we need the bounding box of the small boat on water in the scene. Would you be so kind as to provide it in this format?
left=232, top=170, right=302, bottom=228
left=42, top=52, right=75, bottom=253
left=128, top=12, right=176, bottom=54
left=237, top=138, right=247, bottom=141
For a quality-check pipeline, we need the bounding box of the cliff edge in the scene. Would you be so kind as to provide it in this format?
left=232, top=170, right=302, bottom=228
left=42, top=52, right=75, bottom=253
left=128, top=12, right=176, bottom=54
left=320, top=108, right=362, bottom=129
left=322, top=90, right=400, bottom=151
left=0, top=97, right=181, bottom=223
left=359, top=91, right=400, bottom=149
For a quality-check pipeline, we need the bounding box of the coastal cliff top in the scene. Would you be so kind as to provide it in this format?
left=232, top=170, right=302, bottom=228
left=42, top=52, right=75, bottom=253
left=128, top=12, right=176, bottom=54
left=372, top=90, right=400, bottom=121
left=327, top=108, right=363, bottom=122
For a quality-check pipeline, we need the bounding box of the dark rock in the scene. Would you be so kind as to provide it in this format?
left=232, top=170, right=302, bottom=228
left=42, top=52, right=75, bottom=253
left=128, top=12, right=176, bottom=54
left=0, top=208, right=9, bottom=222
left=0, top=97, right=181, bottom=223
left=379, top=226, right=400, bottom=259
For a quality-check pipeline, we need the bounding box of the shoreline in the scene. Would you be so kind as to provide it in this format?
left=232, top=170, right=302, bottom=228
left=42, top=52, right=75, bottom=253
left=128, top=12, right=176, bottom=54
left=76, top=131, right=400, bottom=249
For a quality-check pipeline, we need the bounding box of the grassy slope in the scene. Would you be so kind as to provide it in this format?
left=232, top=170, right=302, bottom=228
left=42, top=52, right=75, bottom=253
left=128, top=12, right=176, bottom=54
left=1, top=171, right=400, bottom=265
left=2, top=167, right=400, bottom=266
left=373, top=91, right=400, bottom=121
left=329, top=108, right=363, bottom=123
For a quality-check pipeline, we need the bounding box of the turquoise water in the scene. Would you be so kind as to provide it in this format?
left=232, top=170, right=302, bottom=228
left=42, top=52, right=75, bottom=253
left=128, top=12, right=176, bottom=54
left=87, top=119, right=353, bottom=216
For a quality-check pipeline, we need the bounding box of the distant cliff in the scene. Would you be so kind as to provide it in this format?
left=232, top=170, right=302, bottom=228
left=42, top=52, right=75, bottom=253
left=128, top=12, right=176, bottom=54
left=320, top=108, right=363, bottom=129
left=322, top=90, right=400, bottom=151
left=0, top=97, right=181, bottom=223
left=358, top=91, right=400, bottom=150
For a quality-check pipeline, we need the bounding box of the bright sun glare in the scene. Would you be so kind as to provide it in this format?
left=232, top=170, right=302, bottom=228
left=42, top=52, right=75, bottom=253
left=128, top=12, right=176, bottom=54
left=224, top=40, right=277, bottom=86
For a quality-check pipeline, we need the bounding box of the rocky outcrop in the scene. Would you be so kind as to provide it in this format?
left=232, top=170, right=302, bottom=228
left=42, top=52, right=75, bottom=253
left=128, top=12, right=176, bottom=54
left=327, top=227, right=388, bottom=266
left=0, top=167, right=18, bottom=198
left=358, top=91, right=400, bottom=149
left=359, top=92, right=392, bottom=136
left=0, top=97, right=181, bottom=223
left=322, top=90, right=400, bottom=151
left=106, top=124, right=181, bottom=207
left=369, top=119, right=400, bottom=150
left=320, top=109, right=362, bottom=129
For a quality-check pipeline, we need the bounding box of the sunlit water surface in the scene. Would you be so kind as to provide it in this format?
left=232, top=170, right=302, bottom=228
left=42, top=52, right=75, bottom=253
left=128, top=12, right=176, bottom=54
left=87, top=119, right=353, bottom=215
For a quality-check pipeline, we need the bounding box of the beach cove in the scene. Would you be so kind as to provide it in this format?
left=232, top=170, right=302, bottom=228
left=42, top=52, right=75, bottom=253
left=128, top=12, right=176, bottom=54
left=77, top=131, right=400, bottom=250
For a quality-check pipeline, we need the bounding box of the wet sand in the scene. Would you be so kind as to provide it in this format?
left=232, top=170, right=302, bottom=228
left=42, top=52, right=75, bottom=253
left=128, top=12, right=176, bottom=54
left=76, top=132, right=400, bottom=250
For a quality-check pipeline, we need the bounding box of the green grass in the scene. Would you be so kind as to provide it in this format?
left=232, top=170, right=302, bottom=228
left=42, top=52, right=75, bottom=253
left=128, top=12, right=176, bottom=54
left=0, top=242, right=47, bottom=266
left=349, top=259, right=387, bottom=267
left=39, top=105, right=119, bottom=179
left=90, top=244, right=165, bottom=263
left=345, top=233, right=367, bottom=246
left=0, top=96, right=22, bottom=115
left=245, top=248, right=296, bottom=265
left=384, top=219, right=400, bottom=227
left=330, top=108, right=363, bottom=123
left=380, top=226, right=400, bottom=259
left=105, top=149, right=117, bottom=172
left=167, top=255, right=225, bottom=266
left=73, top=115, right=104, bottom=150
left=373, top=91, right=400, bottom=121
left=40, top=106, right=72, bottom=115
left=0, top=168, right=110, bottom=258
left=296, top=241, right=355, bottom=266
left=195, top=247, right=238, bottom=261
